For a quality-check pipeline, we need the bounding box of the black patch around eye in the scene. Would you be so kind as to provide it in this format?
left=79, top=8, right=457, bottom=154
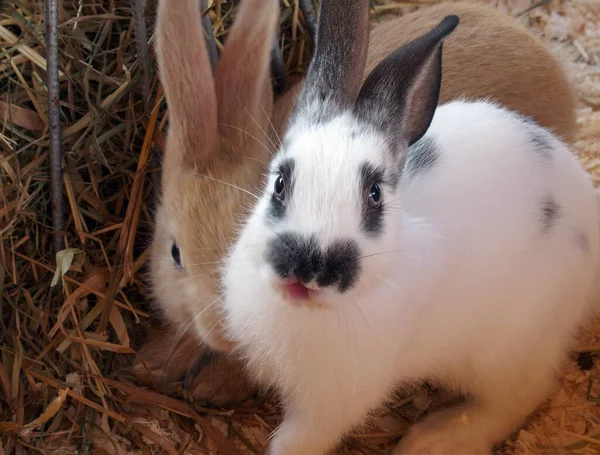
left=360, top=163, right=386, bottom=237
left=268, top=158, right=295, bottom=221
left=540, top=195, right=561, bottom=233
left=404, top=135, right=437, bottom=180
left=171, top=242, right=182, bottom=269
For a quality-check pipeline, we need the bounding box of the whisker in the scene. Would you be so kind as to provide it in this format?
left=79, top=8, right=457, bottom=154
left=240, top=102, right=278, bottom=152
left=366, top=269, right=402, bottom=293
left=358, top=250, right=402, bottom=260
left=260, top=102, right=283, bottom=149
left=218, top=123, right=275, bottom=157
left=160, top=261, right=222, bottom=271
left=155, top=271, right=219, bottom=289
left=183, top=318, right=221, bottom=388
left=243, top=156, right=270, bottom=166
left=183, top=168, right=261, bottom=201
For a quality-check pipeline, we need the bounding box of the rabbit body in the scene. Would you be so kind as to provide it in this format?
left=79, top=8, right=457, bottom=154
left=223, top=100, right=599, bottom=454
left=221, top=5, right=599, bottom=454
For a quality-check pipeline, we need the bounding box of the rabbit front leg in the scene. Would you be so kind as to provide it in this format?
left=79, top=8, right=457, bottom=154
left=394, top=363, right=557, bottom=455
left=267, top=395, right=374, bottom=455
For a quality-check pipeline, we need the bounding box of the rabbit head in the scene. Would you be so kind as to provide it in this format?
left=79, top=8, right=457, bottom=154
left=223, top=0, right=459, bottom=310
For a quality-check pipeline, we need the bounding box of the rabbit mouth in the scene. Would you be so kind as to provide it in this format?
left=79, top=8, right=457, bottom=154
left=278, top=279, right=326, bottom=307
left=284, top=281, right=310, bottom=300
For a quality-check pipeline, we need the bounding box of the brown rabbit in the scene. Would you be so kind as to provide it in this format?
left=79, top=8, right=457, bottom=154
left=132, top=0, right=578, bottom=406
left=131, top=0, right=279, bottom=397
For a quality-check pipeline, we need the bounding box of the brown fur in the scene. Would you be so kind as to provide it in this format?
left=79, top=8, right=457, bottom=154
left=274, top=2, right=577, bottom=144
left=133, top=1, right=578, bottom=406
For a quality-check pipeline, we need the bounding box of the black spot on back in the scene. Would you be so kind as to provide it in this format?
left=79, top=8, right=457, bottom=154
left=576, top=231, right=590, bottom=253
left=360, top=163, right=386, bottom=237
left=530, top=130, right=553, bottom=160
left=267, top=159, right=295, bottom=221
left=265, top=232, right=361, bottom=293
left=404, top=135, right=437, bottom=180
left=540, top=195, right=561, bottom=233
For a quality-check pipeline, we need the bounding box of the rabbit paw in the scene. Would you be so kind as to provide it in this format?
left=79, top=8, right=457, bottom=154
left=131, top=326, right=202, bottom=385
left=132, top=326, right=256, bottom=406
left=186, top=351, right=257, bottom=406
left=394, top=412, right=491, bottom=455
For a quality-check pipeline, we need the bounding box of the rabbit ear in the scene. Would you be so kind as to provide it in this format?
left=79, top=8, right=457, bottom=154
left=214, top=0, right=280, bottom=153
left=354, top=15, right=459, bottom=147
left=156, top=0, right=218, bottom=165
left=292, top=0, right=370, bottom=123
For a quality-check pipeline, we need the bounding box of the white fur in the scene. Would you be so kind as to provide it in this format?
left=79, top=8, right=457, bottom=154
left=221, top=100, right=600, bottom=455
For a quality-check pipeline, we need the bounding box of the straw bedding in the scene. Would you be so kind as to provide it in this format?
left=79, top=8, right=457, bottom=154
left=0, top=0, right=599, bottom=453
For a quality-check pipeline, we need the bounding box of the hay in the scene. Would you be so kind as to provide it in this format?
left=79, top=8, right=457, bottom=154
left=0, top=0, right=599, bottom=454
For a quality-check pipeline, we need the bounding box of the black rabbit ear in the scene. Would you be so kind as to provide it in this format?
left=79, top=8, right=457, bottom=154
left=354, top=15, right=459, bottom=148
left=291, top=0, right=370, bottom=124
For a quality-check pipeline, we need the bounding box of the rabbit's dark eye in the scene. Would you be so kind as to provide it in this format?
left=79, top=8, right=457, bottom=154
left=274, top=173, right=285, bottom=201
left=171, top=242, right=182, bottom=269
left=368, top=183, right=382, bottom=210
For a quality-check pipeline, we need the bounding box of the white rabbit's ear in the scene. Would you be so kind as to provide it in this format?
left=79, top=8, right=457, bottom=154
left=354, top=15, right=459, bottom=147
left=156, top=0, right=218, bottom=166
left=292, top=0, right=370, bottom=123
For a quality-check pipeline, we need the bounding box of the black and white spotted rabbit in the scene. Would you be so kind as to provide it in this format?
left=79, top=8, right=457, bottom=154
left=219, top=0, right=600, bottom=454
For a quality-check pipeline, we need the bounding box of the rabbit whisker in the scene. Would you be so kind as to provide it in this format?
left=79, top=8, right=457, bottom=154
left=155, top=271, right=219, bottom=289
left=218, top=123, right=275, bottom=157
left=243, top=156, right=270, bottom=166
left=240, top=101, right=279, bottom=152
left=260, top=102, right=283, bottom=148
left=161, top=261, right=222, bottom=271
left=184, top=168, right=261, bottom=200
left=183, top=318, right=221, bottom=389
left=161, top=295, right=224, bottom=376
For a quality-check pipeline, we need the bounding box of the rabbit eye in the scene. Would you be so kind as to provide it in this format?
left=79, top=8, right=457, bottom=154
left=171, top=242, right=182, bottom=269
left=274, top=173, right=285, bottom=201
left=368, top=183, right=382, bottom=210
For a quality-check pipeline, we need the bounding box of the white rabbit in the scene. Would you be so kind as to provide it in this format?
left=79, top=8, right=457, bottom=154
left=220, top=1, right=600, bottom=454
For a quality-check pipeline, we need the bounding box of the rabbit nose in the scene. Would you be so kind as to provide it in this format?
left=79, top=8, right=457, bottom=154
left=265, top=232, right=361, bottom=293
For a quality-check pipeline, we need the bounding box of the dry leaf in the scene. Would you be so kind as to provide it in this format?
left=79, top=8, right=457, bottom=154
left=51, top=249, right=85, bottom=287
left=0, top=100, right=45, bottom=132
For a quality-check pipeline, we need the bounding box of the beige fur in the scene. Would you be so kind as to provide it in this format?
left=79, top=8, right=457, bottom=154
left=133, top=1, right=578, bottom=405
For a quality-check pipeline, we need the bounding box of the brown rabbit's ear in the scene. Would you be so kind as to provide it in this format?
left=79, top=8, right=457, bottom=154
left=156, top=0, right=218, bottom=165
left=214, top=0, right=280, bottom=152
left=292, top=0, right=370, bottom=123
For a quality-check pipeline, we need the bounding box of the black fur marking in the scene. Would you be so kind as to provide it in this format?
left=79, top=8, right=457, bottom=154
left=530, top=129, right=553, bottom=160
left=576, top=231, right=590, bottom=253
left=266, top=232, right=361, bottom=293
left=360, top=163, right=386, bottom=237
left=404, top=136, right=438, bottom=179
left=540, top=195, right=561, bottom=233
left=267, top=159, right=295, bottom=220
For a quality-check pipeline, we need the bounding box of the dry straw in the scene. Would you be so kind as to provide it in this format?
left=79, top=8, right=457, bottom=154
left=0, top=0, right=599, bottom=454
